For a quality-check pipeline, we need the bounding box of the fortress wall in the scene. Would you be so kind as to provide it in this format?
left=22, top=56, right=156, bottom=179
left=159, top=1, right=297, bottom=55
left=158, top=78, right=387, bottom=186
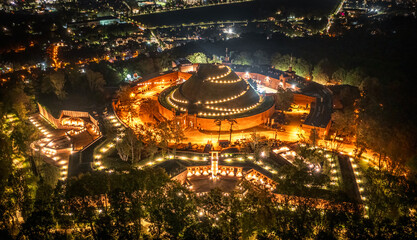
left=193, top=104, right=275, bottom=131
left=157, top=101, right=276, bottom=131
left=293, top=93, right=316, bottom=109
left=301, top=123, right=331, bottom=139
left=235, top=72, right=290, bottom=89
left=293, top=94, right=315, bottom=103
left=158, top=101, right=176, bottom=120
left=132, top=71, right=192, bottom=92
left=130, top=71, right=192, bottom=96
left=179, top=64, right=198, bottom=73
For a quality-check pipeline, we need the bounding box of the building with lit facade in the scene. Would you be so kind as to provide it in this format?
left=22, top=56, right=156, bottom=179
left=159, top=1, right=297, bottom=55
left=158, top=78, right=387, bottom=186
left=30, top=104, right=102, bottom=180
left=158, top=64, right=276, bottom=131
left=172, top=151, right=276, bottom=193
left=115, top=62, right=332, bottom=140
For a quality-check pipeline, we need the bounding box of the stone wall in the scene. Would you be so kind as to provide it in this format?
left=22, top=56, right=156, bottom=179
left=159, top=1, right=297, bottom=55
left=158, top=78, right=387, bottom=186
left=293, top=93, right=316, bottom=109
left=192, top=105, right=275, bottom=131
left=157, top=100, right=275, bottom=131
left=235, top=72, right=291, bottom=90
left=301, top=123, right=331, bottom=139
left=132, top=71, right=192, bottom=92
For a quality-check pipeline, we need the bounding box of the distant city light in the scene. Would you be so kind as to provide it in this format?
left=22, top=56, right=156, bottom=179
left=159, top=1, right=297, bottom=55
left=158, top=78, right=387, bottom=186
left=224, top=28, right=233, bottom=34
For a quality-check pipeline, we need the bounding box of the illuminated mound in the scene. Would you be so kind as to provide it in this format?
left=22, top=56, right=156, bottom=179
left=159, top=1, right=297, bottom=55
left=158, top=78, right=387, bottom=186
left=161, top=64, right=265, bottom=118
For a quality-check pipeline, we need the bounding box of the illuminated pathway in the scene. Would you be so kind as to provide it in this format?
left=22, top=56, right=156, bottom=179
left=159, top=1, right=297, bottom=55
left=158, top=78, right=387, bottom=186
left=92, top=114, right=126, bottom=171
left=29, top=115, right=70, bottom=180
left=111, top=68, right=372, bottom=213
